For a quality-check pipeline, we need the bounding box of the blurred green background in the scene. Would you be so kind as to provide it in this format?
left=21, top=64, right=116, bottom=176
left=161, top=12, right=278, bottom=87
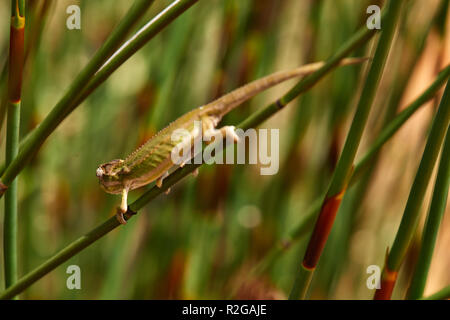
left=0, top=0, right=448, bottom=299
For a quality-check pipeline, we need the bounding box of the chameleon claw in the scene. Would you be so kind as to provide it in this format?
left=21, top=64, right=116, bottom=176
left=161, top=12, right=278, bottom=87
left=165, top=187, right=171, bottom=195
left=116, top=208, right=127, bottom=225
left=192, top=168, right=199, bottom=177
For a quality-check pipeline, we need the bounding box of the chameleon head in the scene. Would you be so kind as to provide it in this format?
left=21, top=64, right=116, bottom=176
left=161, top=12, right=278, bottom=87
left=96, top=159, right=128, bottom=194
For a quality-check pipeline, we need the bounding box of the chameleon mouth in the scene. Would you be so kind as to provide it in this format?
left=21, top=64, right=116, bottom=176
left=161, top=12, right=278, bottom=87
left=96, top=167, right=104, bottom=178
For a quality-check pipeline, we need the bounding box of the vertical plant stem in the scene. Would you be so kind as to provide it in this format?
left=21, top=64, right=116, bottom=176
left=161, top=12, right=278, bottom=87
left=375, top=80, right=450, bottom=300
left=289, top=0, right=404, bottom=300
left=407, top=126, right=450, bottom=299
left=3, top=0, right=25, bottom=291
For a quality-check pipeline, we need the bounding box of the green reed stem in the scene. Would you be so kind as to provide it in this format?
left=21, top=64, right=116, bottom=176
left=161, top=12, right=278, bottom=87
left=3, top=0, right=25, bottom=292
left=408, top=126, right=450, bottom=299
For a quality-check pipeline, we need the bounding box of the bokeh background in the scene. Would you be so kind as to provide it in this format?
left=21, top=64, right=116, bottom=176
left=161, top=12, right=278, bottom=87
left=0, top=0, right=448, bottom=299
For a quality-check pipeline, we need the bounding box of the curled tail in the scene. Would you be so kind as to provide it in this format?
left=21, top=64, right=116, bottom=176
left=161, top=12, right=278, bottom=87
left=204, top=57, right=368, bottom=117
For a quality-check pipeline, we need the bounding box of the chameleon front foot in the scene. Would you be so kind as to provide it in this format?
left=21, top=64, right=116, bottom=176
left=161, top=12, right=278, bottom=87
left=116, top=187, right=129, bottom=225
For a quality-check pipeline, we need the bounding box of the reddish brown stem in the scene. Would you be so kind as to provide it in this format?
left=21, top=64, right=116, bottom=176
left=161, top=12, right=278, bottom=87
left=303, top=188, right=346, bottom=269
left=8, top=23, right=24, bottom=103
left=374, top=265, right=398, bottom=300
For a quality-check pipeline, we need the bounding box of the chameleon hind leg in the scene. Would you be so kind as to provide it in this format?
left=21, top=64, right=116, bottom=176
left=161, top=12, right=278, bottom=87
left=116, top=187, right=129, bottom=225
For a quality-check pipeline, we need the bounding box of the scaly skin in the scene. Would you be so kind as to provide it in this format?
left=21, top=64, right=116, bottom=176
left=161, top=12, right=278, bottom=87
left=96, top=58, right=366, bottom=224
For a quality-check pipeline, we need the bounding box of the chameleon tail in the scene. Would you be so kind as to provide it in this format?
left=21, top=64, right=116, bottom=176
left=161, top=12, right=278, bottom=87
left=204, top=57, right=368, bottom=117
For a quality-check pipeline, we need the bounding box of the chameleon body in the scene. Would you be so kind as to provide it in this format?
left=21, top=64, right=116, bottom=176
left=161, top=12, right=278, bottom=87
left=96, top=58, right=366, bottom=224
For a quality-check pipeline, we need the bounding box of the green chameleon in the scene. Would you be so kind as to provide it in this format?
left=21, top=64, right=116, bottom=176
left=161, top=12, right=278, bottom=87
left=96, top=58, right=365, bottom=224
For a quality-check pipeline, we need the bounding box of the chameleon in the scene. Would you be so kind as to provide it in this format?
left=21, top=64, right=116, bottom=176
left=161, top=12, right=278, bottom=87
left=96, top=58, right=366, bottom=224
